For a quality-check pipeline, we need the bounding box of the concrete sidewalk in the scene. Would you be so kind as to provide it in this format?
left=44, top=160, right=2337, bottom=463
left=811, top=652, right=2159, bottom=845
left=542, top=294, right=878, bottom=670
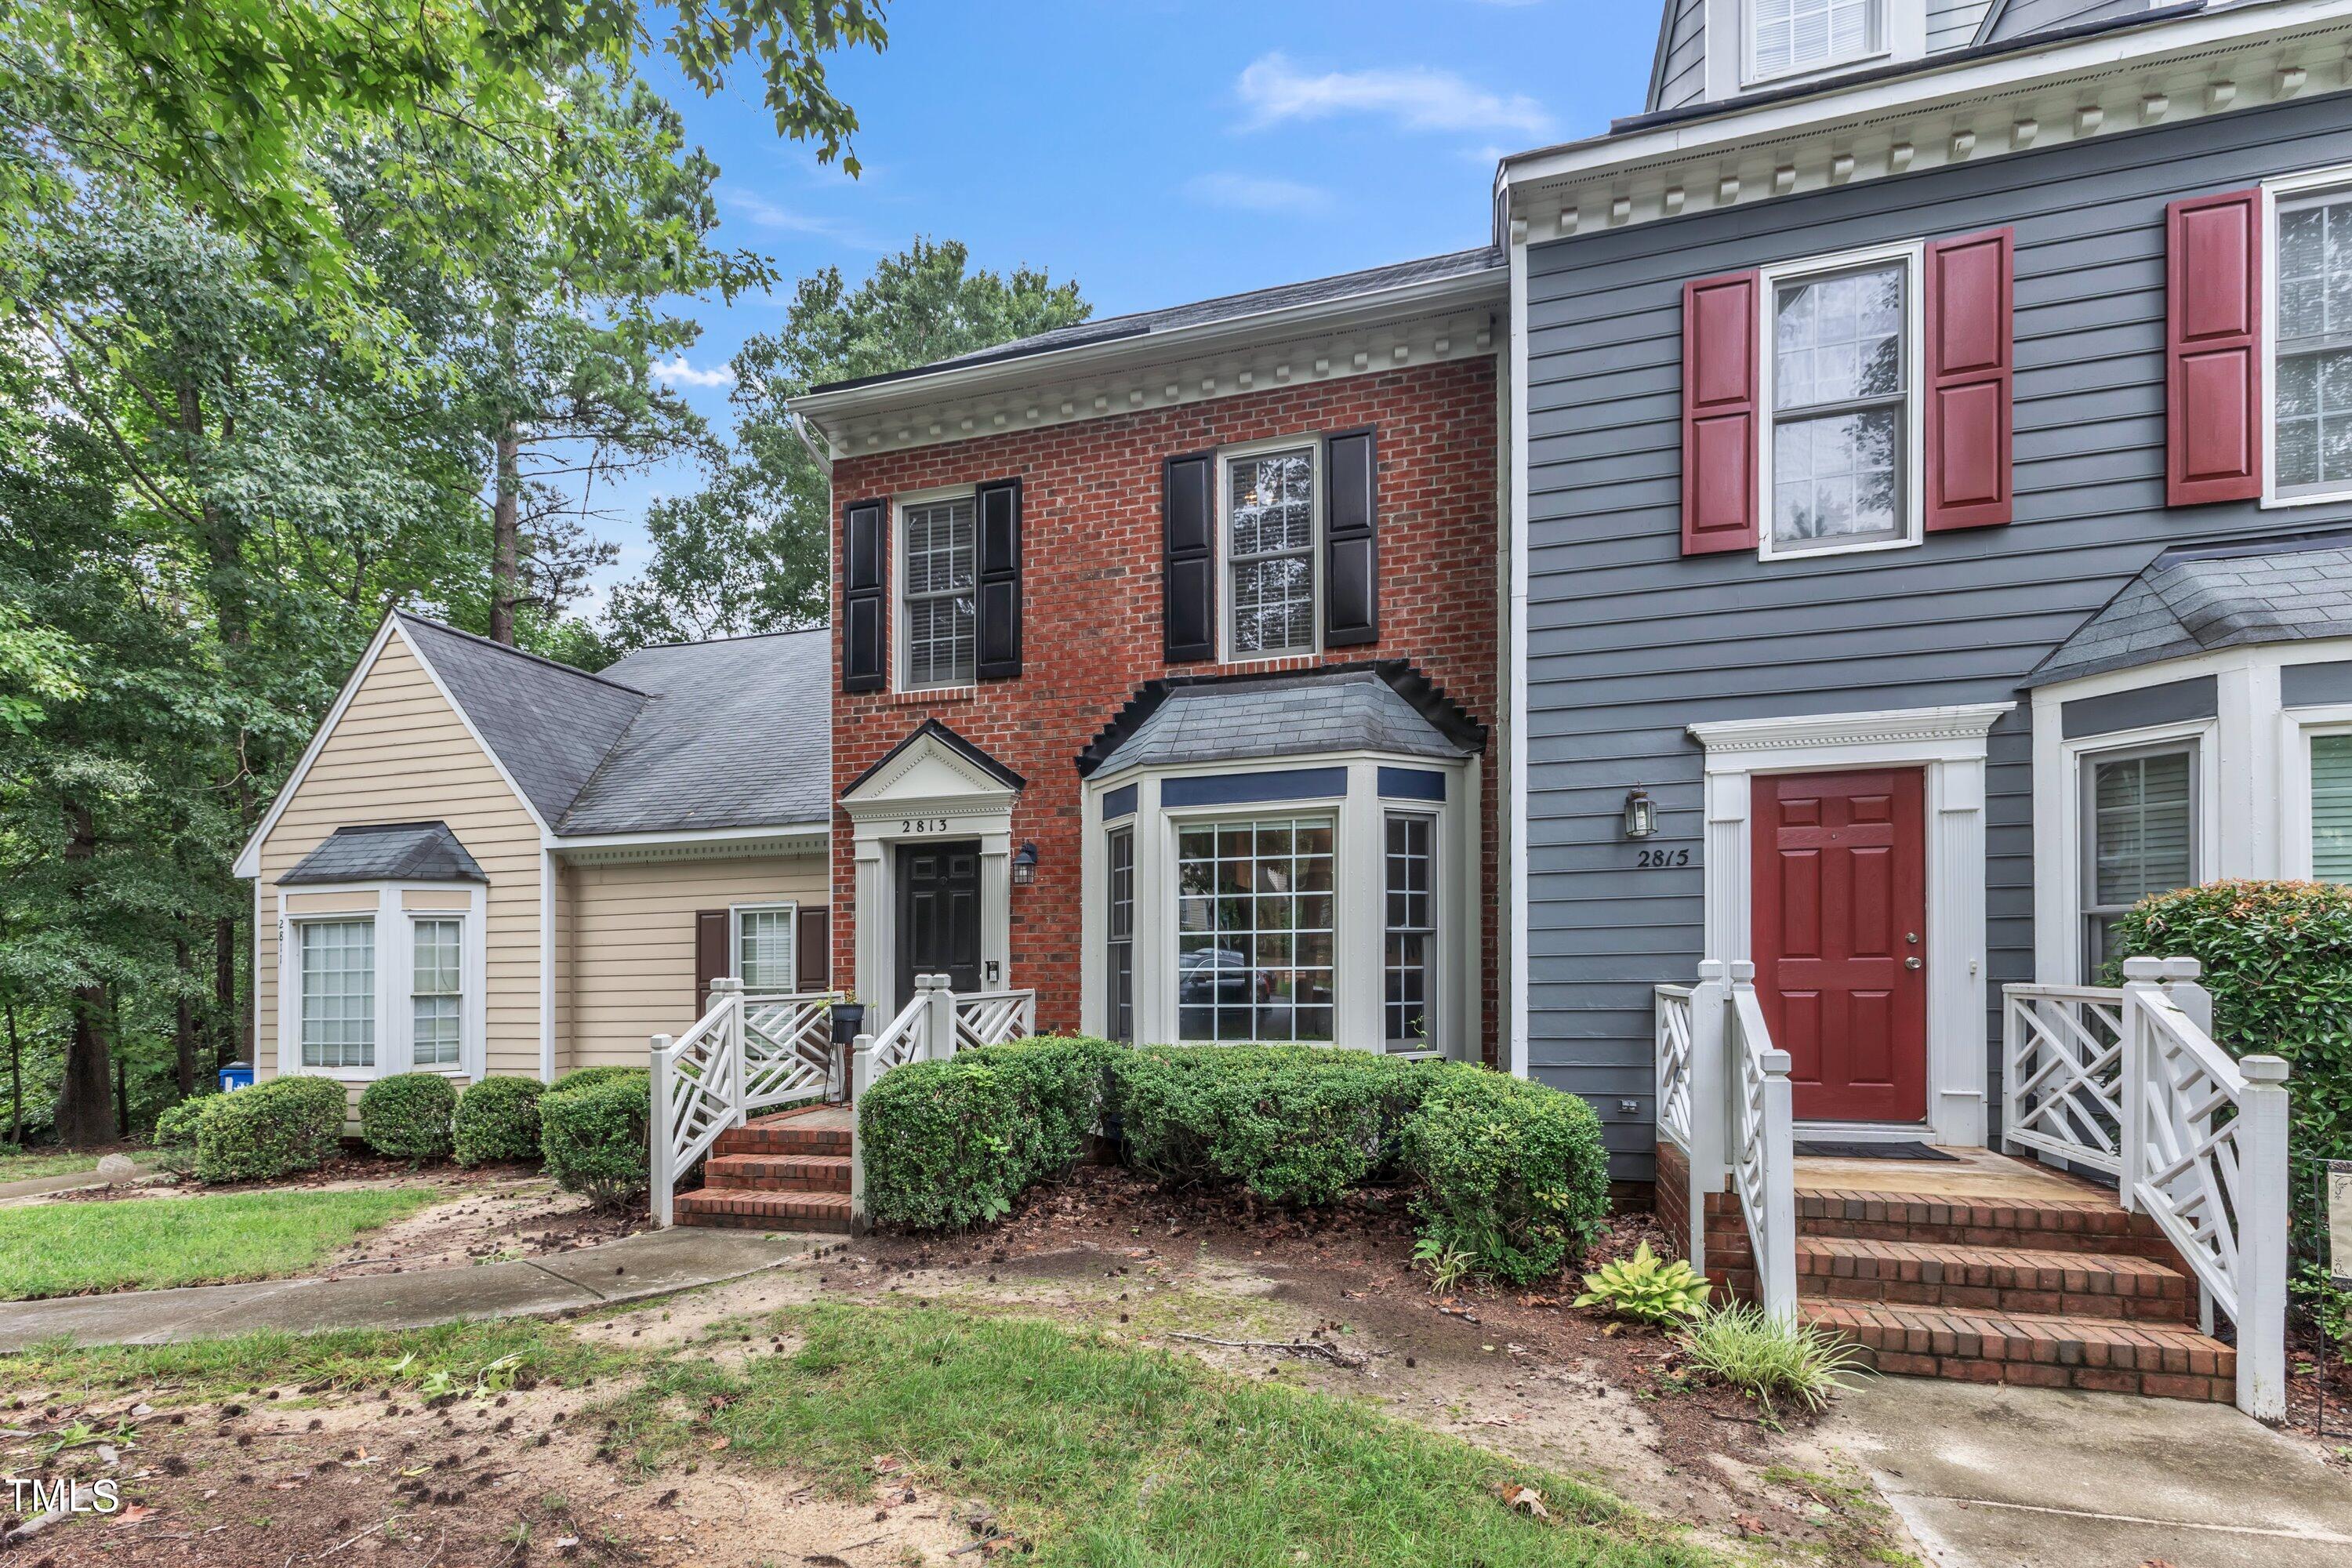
left=1827, top=1376, right=2352, bottom=1567
left=0, top=1226, right=816, bottom=1351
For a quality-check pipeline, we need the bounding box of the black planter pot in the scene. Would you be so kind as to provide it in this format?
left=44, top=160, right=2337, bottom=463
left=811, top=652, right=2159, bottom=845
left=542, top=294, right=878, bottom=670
left=830, top=1002, right=867, bottom=1045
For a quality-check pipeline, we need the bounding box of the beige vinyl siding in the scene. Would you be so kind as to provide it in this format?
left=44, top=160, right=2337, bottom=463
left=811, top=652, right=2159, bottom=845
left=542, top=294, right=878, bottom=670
left=566, top=853, right=829, bottom=1069
left=253, top=633, right=544, bottom=1085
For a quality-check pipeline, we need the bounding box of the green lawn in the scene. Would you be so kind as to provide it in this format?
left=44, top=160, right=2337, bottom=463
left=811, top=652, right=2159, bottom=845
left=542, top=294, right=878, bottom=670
left=0, top=1188, right=441, bottom=1300
left=606, top=1304, right=1718, bottom=1568
left=0, top=1148, right=102, bottom=1183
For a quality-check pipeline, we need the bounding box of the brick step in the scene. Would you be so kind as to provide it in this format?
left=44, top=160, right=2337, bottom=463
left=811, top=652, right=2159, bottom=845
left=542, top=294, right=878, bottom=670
left=714, top=1118, right=851, bottom=1158
left=674, top=1188, right=855, bottom=1232
left=702, top=1152, right=852, bottom=1195
left=1797, top=1236, right=2194, bottom=1321
left=1802, top=1299, right=2235, bottom=1403
left=1795, top=1186, right=2176, bottom=1258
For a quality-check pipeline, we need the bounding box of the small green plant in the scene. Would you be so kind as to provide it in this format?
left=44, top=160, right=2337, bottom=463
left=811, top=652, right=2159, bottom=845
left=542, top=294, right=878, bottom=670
left=1677, top=1304, right=1865, bottom=1416
left=151, top=1096, right=216, bottom=1175
left=1572, top=1241, right=1711, bottom=1326
left=1412, top=1234, right=1475, bottom=1296
left=358, top=1073, right=457, bottom=1162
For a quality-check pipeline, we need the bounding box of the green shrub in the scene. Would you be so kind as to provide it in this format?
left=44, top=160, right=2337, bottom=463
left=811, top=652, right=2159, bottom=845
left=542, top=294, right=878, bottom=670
left=1399, top=1064, right=1610, bottom=1286
left=1677, top=1305, right=1865, bottom=1415
left=860, top=1036, right=1123, bottom=1230
left=539, top=1069, right=649, bottom=1209
left=151, top=1096, right=216, bottom=1176
left=194, top=1075, right=350, bottom=1184
left=453, top=1076, right=545, bottom=1167
left=1572, top=1241, right=1711, bottom=1325
left=2111, top=880, right=2352, bottom=1308
left=358, top=1073, right=457, bottom=1163
left=1112, top=1045, right=1429, bottom=1205
left=550, top=1065, right=643, bottom=1097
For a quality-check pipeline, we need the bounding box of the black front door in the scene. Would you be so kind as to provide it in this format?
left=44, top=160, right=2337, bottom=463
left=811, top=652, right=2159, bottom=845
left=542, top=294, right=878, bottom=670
left=897, top=840, right=983, bottom=1000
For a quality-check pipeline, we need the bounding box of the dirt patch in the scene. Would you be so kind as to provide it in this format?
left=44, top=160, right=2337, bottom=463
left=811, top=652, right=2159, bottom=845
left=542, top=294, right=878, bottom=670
left=2284, top=1318, right=2352, bottom=1448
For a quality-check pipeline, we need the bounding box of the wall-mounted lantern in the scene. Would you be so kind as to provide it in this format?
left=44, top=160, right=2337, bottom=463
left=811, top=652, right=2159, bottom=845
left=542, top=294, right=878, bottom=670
left=1622, top=787, right=1658, bottom=839
left=1011, top=840, right=1040, bottom=885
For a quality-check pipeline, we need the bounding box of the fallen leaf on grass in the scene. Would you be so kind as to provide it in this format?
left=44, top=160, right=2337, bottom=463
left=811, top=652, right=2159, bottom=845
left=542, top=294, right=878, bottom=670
left=108, top=1505, right=155, bottom=1526
left=1496, top=1484, right=1548, bottom=1519
left=871, top=1454, right=902, bottom=1475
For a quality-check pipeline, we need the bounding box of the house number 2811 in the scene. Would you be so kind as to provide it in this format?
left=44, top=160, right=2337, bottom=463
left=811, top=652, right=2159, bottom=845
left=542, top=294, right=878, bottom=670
left=1635, top=848, right=1690, bottom=869
left=899, top=817, right=951, bottom=835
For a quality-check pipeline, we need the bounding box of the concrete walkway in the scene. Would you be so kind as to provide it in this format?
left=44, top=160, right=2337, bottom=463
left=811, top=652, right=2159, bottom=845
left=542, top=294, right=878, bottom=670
left=0, top=1226, right=818, bottom=1351
left=0, top=1161, right=156, bottom=1205
left=1828, top=1376, right=2352, bottom=1567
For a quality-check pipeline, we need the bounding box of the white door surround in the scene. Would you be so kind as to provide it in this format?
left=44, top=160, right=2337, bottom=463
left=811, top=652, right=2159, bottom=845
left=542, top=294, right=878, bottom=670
left=838, top=724, right=1019, bottom=1024
left=1689, top=702, right=2011, bottom=1148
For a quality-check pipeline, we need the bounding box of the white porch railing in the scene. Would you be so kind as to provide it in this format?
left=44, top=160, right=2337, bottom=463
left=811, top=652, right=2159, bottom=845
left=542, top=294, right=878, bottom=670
left=1653, top=960, right=1795, bottom=1319
left=2001, top=984, right=2126, bottom=1176
left=650, top=978, right=839, bottom=1228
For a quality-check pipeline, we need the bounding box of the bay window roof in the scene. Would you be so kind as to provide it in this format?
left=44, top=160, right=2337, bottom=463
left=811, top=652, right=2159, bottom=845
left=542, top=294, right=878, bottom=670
left=281, top=822, right=486, bottom=885
left=2028, top=534, right=2352, bottom=687
left=1081, top=664, right=1485, bottom=779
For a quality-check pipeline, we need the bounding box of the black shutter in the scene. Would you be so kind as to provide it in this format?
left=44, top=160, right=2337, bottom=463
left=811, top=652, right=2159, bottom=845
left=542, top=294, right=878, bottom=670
left=841, top=498, right=887, bottom=692
left=1323, top=429, right=1378, bottom=648
left=795, top=908, right=829, bottom=993
left=975, top=477, right=1022, bottom=680
left=693, top=909, right=730, bottom=1020
left=1163, top=452, right=1216, bottom=662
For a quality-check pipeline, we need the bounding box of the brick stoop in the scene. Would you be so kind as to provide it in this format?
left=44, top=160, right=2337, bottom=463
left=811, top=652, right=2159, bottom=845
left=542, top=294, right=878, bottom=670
left=675, top=1107, right=855, bottom=1234
left=1802, top=1299, right=2236, bottom=1402
left=1795, top=1236, right=2195, bottom=1321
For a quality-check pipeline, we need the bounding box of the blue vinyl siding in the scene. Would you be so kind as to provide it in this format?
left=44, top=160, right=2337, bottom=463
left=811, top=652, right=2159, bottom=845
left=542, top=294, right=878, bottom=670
left=1522, top=93, right=2352, bottom=1179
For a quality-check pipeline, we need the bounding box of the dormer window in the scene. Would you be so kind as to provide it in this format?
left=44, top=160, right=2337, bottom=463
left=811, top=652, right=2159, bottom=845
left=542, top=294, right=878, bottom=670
left=1750, top=0, right=1884, bottom=82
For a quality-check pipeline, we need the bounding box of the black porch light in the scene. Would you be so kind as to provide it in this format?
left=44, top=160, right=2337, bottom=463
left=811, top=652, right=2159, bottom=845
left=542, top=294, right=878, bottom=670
left=1011, top=840, right=1040, bottom=885
left=1622, top=787, right=1658, bottom=839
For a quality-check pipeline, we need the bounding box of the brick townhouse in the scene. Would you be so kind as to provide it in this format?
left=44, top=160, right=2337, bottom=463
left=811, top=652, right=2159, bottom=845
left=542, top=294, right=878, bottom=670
left=789, top=252, right=1510, bottom=1062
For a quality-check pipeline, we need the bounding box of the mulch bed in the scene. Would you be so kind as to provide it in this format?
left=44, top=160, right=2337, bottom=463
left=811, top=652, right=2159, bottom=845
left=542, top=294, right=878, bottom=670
left=2285, top=1319, right=2352, bottom=1445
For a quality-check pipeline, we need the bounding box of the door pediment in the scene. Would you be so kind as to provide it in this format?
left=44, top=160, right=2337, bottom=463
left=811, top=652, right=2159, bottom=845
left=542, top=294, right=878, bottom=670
left=840, top=719, right=1021, bottom=822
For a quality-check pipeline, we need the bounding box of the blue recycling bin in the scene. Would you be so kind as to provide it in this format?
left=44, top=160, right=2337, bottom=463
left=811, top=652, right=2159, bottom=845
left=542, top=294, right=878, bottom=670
left=217, top=1061, right=255, bottom=1092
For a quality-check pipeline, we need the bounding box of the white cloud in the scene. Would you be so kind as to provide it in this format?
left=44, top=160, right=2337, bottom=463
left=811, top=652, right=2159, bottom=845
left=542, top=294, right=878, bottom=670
left=719, top=189, right=884, bottom=250
left=1184, top=172, right=1333, bottom=214
left=654, top=356, right=735, bottom=390
left=1235, top=53, right=1552, bottom=139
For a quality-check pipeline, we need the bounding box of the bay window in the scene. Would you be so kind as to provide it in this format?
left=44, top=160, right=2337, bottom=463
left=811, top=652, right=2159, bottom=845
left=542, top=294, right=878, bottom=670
left=1106, top=826, right=1134, bottom=1043
left=2079, top=744, right=2198, bottom=981
left=1176, top=817, right=1335, bottom=1043
left=1384, top=814, right=1436, bottom=1052
left=300, top=919, right=376, bottom=1070
left=2311, top=733, right=2352, bottom=883
left=281, top=884, right=482, bottom=1079
left=410, top=917, right=463, bottom=1069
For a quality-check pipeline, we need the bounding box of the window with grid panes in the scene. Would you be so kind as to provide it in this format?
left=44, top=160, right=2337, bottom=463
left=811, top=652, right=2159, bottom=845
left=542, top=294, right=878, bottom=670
left=902, top=496, right=977, bottom=687
left=1225, top=450, right=1316, bottom=656
left=410, top=918, right=462, bottom=1069
left=1384, top=814, right=1436, bottom=1051
left=1175, top=818, right=1334, bottom=1042
left=301, top=919, right=375, bottom=1069
left=1105, top=826, right=1134, bottom=1043
left=1771, top=260, right=1909, bottom=552
left=2276, top=188, right=2352, bottom=497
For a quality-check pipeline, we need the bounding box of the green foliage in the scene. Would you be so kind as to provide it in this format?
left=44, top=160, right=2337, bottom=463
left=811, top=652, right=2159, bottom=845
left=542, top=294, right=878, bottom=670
left=453, top=1076, right=544, bottom=1167
left=539, top=1070, right=650, bottom=1209
left=149, top=1094, right=216, bottom=1175
left=1399, top=1066, right=1613, bottom=1286
left=1572, top=1243, right=1712, bottom=1326
left=1677, top=1305, right=1867, bottom=1416
left=193, top=1076, right=349, bottom=1184
left=2111, top=881, right=2352, bottom=1307
left=1412, top=1234, right=1475, bottom=1297
left=1112, top=1045, right=1430, bottom=1205
left=357, top=1072, right=456, bottom=1162
left=550, top=1065, right=645, bottom=1096
left=859, top=1036, right=1123, bottom=1231
left=0, top=1187, right=437, bottom=1300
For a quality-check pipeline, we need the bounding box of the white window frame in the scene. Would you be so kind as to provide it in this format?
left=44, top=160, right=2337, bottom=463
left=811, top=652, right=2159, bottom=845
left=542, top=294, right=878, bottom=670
left=2261, top=164, right=2352, bottom=509
left=275, top=880, right=486, bottom=1082
left=1381, top=808, right=1442, bottom=1057
left=2281, top=701, right=2352, bottom=880
left=1756, top=239, right=1927, bottom=562
left=893, top=484, right=980, bottom=693
left=1216, top=435, right=1324, bottom=664
left=2045, top=719, right=2221, bottom=990
left=1168, top=807, right=1342, bottom=1047
left=1742, top=0, right=1891, bottom=89
left=729, top=900, right=800, bottom=995
left=2073, top=735, right=2208, bottom=985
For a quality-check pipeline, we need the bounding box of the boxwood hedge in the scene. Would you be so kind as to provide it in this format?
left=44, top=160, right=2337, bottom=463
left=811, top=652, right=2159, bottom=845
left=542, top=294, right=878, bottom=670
left=358, top=1072, right=456, bottom=1162
left=194, top=1074, right=349, bottom=1184
left=454, top=1076, right=545, bottom=1166
left=539, top=1069, right=650, bottom=1208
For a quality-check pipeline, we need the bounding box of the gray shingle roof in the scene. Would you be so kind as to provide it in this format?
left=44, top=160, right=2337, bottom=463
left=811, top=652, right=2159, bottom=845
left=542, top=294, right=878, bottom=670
left=281, top=822, right=485, bottom=885
left=1089, top=667, right=1481, bottom=780
left=2028, top=535, right=2352, bottom=687
left=559, top=630, right=833, bottom=834
left=397, top=615, right=647, bottom=824
left=808, top=248, right=1504, bottom=395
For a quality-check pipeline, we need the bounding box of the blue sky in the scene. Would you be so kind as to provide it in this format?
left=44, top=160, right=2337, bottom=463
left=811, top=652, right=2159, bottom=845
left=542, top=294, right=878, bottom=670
left=593, top=0, right=1659, bottom=607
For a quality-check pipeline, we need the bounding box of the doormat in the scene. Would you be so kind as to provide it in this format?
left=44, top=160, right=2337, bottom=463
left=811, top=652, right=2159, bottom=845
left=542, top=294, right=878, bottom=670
left=1793, top=1140, right=1958, bottom=1161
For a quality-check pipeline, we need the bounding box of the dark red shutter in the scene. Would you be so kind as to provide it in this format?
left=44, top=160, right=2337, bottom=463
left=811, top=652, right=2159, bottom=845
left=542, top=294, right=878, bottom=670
left=693, top=909, right=729, bottom=1020
left=2166, top=189, right=2263, bottom=506
left=1323, top=428, right=1378, bottom=647
left=840, top=498, right=888, bottom=691
left=1163, top=452, right=1217, bottom=662
left=1925, top=228, right=2015, bottom=532
left=1682, top=272, right=1761, bottom=555
left=795, top=907, right=829, bottom=993
left=975, top=477, right=1022, bottom=680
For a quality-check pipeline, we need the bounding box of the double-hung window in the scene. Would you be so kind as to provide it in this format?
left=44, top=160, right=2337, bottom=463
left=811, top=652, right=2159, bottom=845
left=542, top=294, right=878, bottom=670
left=901, top=494, right=977, bottom=688
left=2079, top=744, right=2198, bottom=981
left=1750, top=0, right=1882, bottom=82
left=300, top=919, right=376, bottom=1070
left=1225, top=447, right=1317, bottom=658
left=733, top=905, right=797, bottom=993
left=2274, top=184, right=2352, bottom=499
left=1105, top=826, right=1134, bottom=1043
left=410, top=917, right=463, bottom=1069
left=1383, top=814, right=1436, bottom=1051
left=1764, top=250, right=1917, bottom=557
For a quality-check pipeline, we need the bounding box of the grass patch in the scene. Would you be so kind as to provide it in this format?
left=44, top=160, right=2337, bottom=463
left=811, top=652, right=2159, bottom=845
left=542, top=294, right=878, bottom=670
left=604, top=1302, right=1715, bottom=1567
left=0, top=1148, right=102, bottom=1183
left=0, top=1189, right=442, bottom=1300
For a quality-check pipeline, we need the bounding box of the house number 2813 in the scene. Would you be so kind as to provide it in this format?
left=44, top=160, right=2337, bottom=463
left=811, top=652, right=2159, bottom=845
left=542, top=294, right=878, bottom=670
left=899, top=818, right=952, bottom=835
left=1635, top=848, right=1690, bottom=869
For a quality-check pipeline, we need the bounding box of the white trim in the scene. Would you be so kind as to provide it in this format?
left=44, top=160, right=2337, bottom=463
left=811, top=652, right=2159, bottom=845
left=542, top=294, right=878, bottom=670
left=1507, top=216, right=1532, bottom=1079
left=2260, top=163, right=2352, bottom=510
left=893, top=484, right=981, bottom=694
left=2283, top=701, right=2352, bottom=880
left=274, top=879, right=488, bottom=1083
left=1215, top=434, right=1326, bottom=664
left=1755, top=240, right=1927, bottom=562
left=539, top=848, right=557, bottom=1084
left=1690, top=699, right=2008, bottom=1145
left=728, top=900, right=801, bottom=990
left=234, top=615, right=401, bottom=879
left=550, top=823, right=828, bottom=855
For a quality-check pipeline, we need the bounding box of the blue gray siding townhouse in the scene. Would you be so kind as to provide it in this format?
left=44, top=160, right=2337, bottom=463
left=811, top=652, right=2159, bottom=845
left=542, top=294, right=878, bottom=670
left=1494, top=0, right=2352, bottom=1182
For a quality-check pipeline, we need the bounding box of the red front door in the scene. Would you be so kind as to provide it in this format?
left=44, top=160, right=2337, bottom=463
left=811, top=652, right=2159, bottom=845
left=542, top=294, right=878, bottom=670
left=1751, top=769, right=1928, bottom=1124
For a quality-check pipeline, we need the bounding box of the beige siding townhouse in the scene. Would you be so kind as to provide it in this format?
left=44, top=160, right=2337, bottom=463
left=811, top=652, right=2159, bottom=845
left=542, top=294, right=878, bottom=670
left=234, top=612, right=831, bottom=1102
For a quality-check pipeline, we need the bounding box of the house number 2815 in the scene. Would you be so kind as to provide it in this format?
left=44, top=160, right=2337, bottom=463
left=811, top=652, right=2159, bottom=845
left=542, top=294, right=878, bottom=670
left=899, top=818, right=951, bottom=835
left=1635, top=848, right=1690, bottom=869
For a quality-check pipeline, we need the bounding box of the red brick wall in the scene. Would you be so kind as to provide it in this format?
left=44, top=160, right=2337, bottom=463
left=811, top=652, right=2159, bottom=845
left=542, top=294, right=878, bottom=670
left=829, top=357, right=1501, bottom=1060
